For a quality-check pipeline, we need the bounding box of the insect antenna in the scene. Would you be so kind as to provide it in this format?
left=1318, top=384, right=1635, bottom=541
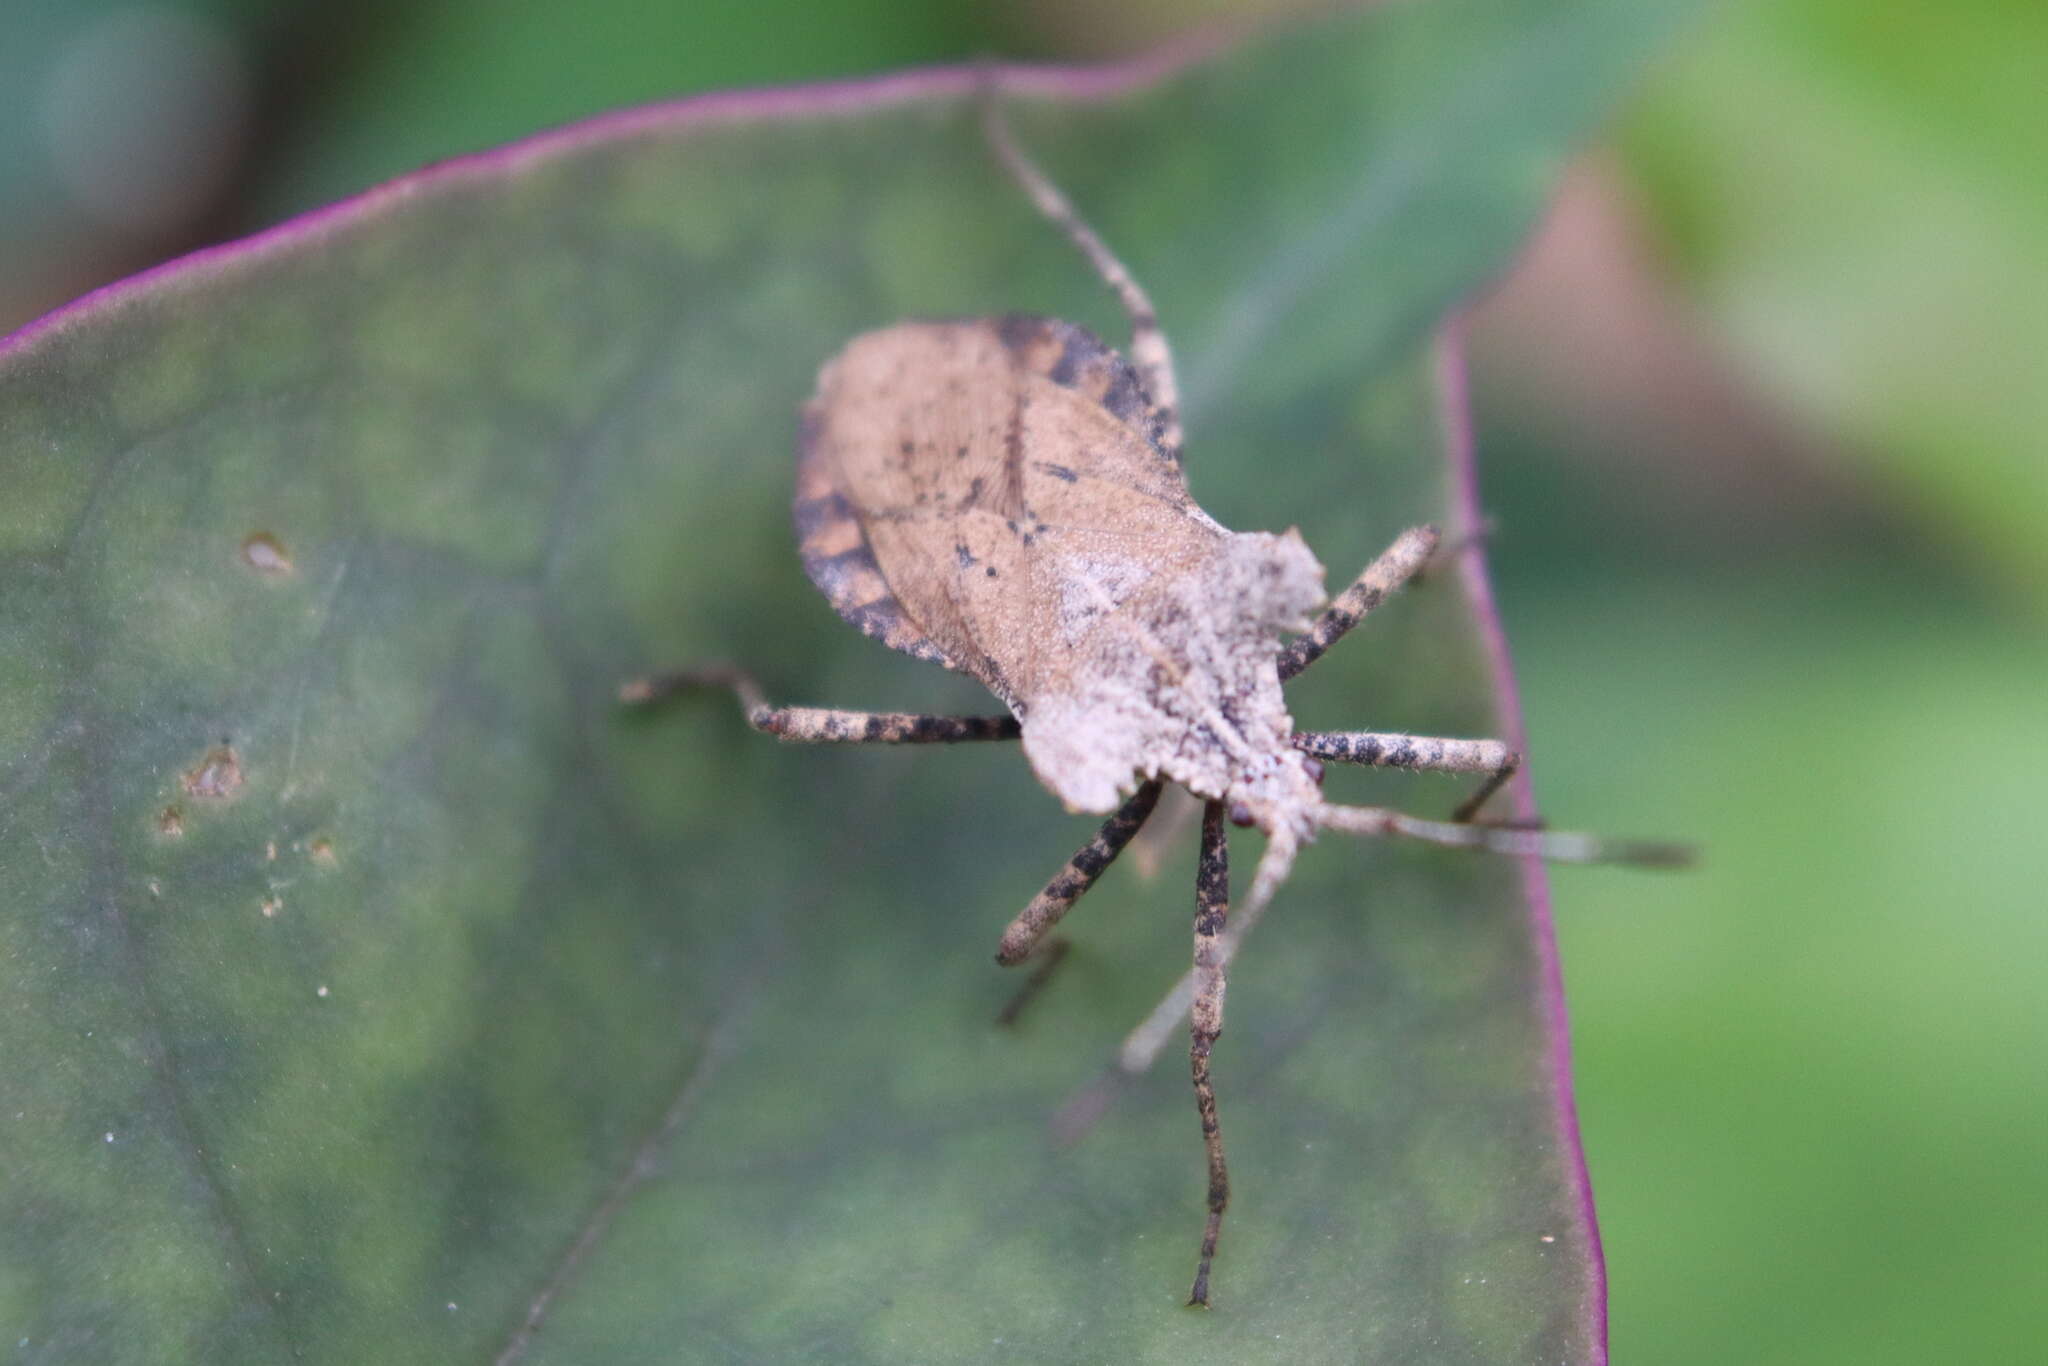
left=980, top=89, right=1184, bottom=456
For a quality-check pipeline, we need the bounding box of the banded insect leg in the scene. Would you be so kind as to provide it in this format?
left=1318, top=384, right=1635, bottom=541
left=1186, top=800, right=1232, bottom=1307
left=993, top=781, right=1163, bottom=1025
left=1277, top=524, right=1442, bottom=682
left=995, top=780, right=1163, bottom=967
left=1292, top=729, right=1521, bottom=822
left=620, top=663, right=1020, bottom=744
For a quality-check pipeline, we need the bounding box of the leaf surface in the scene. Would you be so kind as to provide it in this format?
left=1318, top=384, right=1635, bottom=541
left=0, top=3, right=1694, bottom=1360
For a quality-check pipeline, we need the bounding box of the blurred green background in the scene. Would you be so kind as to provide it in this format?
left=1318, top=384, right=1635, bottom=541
left=6, top=1, right=2042, bottom=1360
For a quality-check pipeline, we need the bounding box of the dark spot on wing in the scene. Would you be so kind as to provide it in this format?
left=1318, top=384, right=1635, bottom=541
left=955, top=543, right=977, bottom=569
left=1035, top=462, right=1079, bottom=483
left=809, top=546, right=877, bottom=578
left=792, top=492, right=855, bottom=539
left=1098, top=365, right=1148, bottom=429
left=1011, top=317, right=1180, bottom=470
left=996, top=313, right=1050, bottom=354
left=1048, top=344, right=1080, bottom=386
left=1151, top=409, right=1180, bottom=461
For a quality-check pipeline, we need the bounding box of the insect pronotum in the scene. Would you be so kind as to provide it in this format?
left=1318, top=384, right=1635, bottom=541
left=626, top=96, right=1686, bottom=1307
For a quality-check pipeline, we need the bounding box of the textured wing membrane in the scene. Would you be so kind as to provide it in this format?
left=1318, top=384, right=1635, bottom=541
left=796, top=316, right=1217, bottom=705
left=792, top=441, right=954, bottom=669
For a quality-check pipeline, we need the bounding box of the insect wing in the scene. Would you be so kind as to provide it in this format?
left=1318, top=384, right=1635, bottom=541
left=798, top=317, right=1221, bottom=711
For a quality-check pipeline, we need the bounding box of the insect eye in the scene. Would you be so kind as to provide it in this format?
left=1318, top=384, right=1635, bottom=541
left=1302, top=757, right=1326, bottom=785
left=1228, top=802, right=1256, bottom=828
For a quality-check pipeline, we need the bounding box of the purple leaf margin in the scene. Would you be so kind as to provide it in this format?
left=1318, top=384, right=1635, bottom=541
left=1439, top=314, right=1609, bottom=1358
left=0, top=28, right=1237, bottom=363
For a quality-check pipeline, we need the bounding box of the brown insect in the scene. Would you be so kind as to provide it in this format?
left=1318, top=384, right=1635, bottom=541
left=626, top=104, right=1684, bottom=1306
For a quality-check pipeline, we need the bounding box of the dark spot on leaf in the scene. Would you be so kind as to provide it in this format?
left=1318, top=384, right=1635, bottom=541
left=240, top=532, right=292, bottom=575
left=182, top=746, right=243, bottom=801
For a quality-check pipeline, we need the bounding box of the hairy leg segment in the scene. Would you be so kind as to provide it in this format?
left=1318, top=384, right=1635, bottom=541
left=621, top=663, right=1020, bottom=744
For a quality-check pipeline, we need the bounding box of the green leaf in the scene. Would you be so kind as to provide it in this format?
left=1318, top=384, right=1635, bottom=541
left=0, top=3, right=1694, bottom=1360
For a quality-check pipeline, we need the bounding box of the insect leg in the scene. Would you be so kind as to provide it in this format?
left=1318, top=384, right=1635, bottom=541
left=995, top=779, right=1163, bottom=966
left=1291, top=729, right=1521, bottom=822
left=993, top=937, right=1071, bottom=1028
left=620, top=664, right=1020, bottom=744
left=1187, top=800, right=1232, bottom=1308
left=1449, top=764, right=1520, bottom=825
left=1118, top=827, right=1299, bottom=1079
left=981, top=96, right=1184, bottom=456
left=1316, top=803, right=1694, bottom=868
left=1410, top=516, right=1496, bottom=586
left=1277, top=524, right=1441, bottom=681
left=1118, top=802, right=1686, bottom=1079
